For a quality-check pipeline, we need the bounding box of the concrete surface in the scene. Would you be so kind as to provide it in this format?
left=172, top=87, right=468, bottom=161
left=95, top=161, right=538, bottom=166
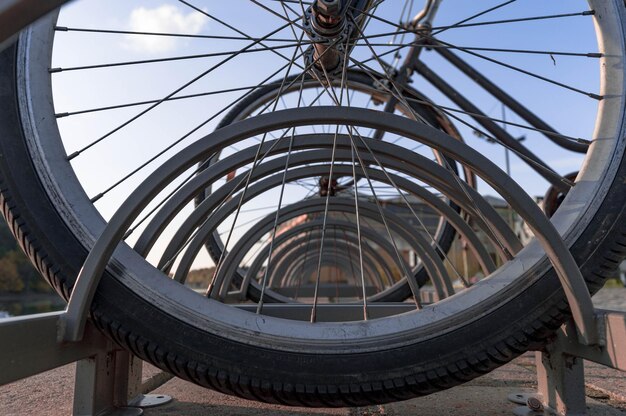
left=2, top=352, right=625, bottom=415
left=141, top=353, right=625, bottom=416
left=0, top=362, right=166, bottom=416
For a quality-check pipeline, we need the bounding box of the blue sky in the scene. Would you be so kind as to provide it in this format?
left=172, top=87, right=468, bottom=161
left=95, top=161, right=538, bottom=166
left=50, top=0, right=600, bottom=270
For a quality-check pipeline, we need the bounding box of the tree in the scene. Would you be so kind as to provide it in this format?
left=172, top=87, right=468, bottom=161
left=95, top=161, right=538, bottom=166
left=0, top=256, right=23, bottom=292
left=5, top=249, right=51, bottom=292
left=0, top=217, right=51, bottom=294
left=0, top=217, right=17, bottom=257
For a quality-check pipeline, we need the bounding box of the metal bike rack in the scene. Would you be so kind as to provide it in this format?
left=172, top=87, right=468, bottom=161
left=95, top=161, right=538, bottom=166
left=0, top=100, right=621, bottom=413
left=0, top=310, right=172, bottom=415
left=3, top=256, right=620, bottom=416
left=509, top=307, right=626, bottom=415
left=1, top=1, right=624, bottom=413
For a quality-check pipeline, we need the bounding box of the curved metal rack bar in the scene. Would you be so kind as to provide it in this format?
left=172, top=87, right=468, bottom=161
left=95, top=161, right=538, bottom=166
left=62, top=106, right=596, bottom=344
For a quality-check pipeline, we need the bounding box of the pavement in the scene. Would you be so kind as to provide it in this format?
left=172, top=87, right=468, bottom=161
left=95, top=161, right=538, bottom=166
left=142, top=354, right=626, bottom=416
left=1, top=287, right=626, bottom=415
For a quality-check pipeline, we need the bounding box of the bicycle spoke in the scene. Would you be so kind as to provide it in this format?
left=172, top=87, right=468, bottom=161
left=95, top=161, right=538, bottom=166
left=89, top=50, right=305, bottom=202
left=178, top=0, right=306, bottom=70
left=67, top=21, right=293, bottom=160
left=347, top=53, right=575, bottom=193
left=257, top=75, right=307, bottom=314
left=432, top=0, right=517, bottom=36
left=350, top=127, right=469, bottom=288
left=55, top=25, right=298, bottom=42
left=353, top=42, right=602, bottom=59
left=310, top=35, right=351, bottom=323
left=430, top=37, right=602, bottom=100
left=55, top=84, right=278, bottom=118
left=431, top=10, right=594, bottom=32
left=346, top=128, right=422, bottom=308
left=50, top=42, right=308, bottom=73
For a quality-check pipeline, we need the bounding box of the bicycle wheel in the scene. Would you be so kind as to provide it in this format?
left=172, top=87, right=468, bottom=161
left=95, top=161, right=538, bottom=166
left=0, top=0, right=625, bottom=407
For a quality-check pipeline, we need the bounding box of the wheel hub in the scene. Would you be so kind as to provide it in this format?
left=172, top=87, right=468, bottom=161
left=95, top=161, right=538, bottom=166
left=303, top=0, right=353, bottom=78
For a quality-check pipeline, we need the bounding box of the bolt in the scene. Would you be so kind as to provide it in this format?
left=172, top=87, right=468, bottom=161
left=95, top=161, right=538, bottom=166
left=315, top=0, right=341, bottom=17
left=527, top=397, right=543, bottom=412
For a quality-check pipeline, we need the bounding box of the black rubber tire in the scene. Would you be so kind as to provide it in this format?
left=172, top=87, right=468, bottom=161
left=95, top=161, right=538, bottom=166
left=1, top=39, right=626, bottom=408
left=196, top=70, right=466, bottom=303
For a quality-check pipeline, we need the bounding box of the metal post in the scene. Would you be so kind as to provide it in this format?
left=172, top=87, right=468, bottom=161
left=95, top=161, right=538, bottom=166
left=0, top=311, right=171, bottom=415
left=536, top=350, right=587, bottom=416
left=73, top=349, right=143, bottom=416
left=510, top=312, right=626, bottom=415
left=510, top=346, right=587, bottom=416
left=72, top=331, right=172, bottom=415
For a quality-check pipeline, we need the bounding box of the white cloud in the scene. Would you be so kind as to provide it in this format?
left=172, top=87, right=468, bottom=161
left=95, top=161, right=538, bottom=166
left=125, top=5, right=207, bottom=54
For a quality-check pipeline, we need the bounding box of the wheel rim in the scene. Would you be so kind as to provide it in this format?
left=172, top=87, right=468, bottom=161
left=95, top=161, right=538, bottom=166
left=13, top=0, right=626, bottom=353
left=66, top=105, right=613, bottom=351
